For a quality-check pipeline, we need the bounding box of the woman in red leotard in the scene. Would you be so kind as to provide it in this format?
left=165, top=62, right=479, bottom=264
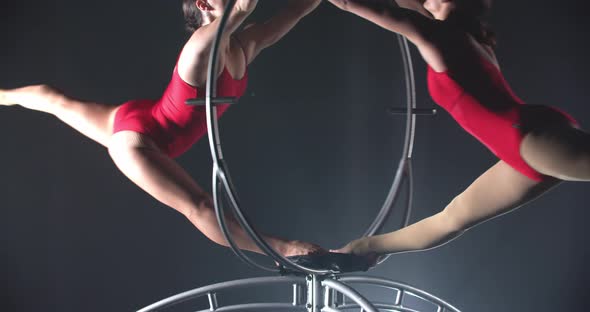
left=0, top=0, right=324, bottom=258
left=326, top=0, right=590, bottom=258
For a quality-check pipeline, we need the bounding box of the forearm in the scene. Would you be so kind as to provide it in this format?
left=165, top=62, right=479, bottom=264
left=257, top=0, right=321, bottom=48
left=286, top=0, right=322, bottom=17
left=326, top=0, right=429, bottom=42
left=327, top=0, right=400, bottom=24
left=326, top=0, right=380, bottom=12
left=198, top=6, right=255, bottom=50
left=362, top=211, right=465, bottom=255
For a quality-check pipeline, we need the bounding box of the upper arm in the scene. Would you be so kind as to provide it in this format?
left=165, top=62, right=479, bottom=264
left=178, top=8, right=254, bottom=87
left=235, top=0, right=321, bottom=63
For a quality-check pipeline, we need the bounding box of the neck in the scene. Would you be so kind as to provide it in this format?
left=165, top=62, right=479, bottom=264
left=443, top=10, right=494, bottom=47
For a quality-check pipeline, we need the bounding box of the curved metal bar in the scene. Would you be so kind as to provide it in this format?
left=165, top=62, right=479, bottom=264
left=370, top=36, right=417, bottom=262
left=402, top=37, right=418, bottom=160
left=322, top=279, right=379, bottom=312
left=202, top=0, right=332, bottom=275
left=376, top=160, right=415, bottom=265
left=203, top=0, right=419, bottom=274
left=336, top=303, right=422, bottom=312
left=403, top=159, right=414, bottom=227
left=338, top=276, right=462, bottom=312
left=363, top=35, right=417, bottom=237
left=195, top=303, right=307, bottom=312
left=216, top=165, right=332, bottom=274
left=136, top=276, right=306, bottom=312
left=202, top=0, right=277, bottom=273
left=212, top=164, right=278, bottom=272
left=205, top=0, right=236, bottom=164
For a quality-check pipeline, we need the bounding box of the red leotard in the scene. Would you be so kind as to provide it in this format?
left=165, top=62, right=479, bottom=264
left=427, top=56, right=577, bottom=181
left=113, top=64, right=248, bottom=158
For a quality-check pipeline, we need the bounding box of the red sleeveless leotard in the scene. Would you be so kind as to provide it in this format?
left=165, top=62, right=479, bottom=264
left=113, top=65, right=248, bottom=158
left=427, top=57, right=577, bottom=181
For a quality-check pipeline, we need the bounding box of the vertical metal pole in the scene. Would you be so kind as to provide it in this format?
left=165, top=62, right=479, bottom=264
left=312, top=275, right=321, bottom=312
left=293, top=283, right=304, bottom=307
left=207, top=292, right=218, bottom=311
left=306, top=275, right=322, bottom=312
left=336, top=291, right=345, bottom=307
left=400, top=289, right=406, bottom=309
left=393, top=288, right=402, bottom=305
left=323, top=285, right=336, bottom=308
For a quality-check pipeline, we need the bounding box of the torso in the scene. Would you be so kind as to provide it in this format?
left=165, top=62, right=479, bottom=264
left=113, top=41, right=249, bottom=159
left=421, top=22, right=552, bottom=181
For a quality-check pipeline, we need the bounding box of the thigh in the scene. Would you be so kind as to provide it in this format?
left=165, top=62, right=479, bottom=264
left=449, top=161, right=561, bottom=229
left=59, top=98, right=119, bottom=147
left=521, top=124, right=590, bottom=181
left=2, top=85, right=118, bottom=147
left=108, top=131, right=208, bottom=217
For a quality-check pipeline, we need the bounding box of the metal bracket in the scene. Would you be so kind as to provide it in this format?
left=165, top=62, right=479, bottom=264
left=186, top=97, right=238, bottom=106
left=388, top=107, right=438, bottom=116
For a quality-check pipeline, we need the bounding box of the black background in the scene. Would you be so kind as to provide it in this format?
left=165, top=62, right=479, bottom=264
left=0, top=1, right=588, bottom=311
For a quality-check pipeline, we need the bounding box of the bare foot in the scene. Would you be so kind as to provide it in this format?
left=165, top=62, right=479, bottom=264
left=0, top=88, right=22, bottom=106
left=0, top=89, right=11, bottom=106
left=281, top=240, right=327, bottom=258
left=330, top=238, right=365, bottom=255
left=0, top=85, right=58, bottom=108
left=331, top=239, right=380, bottom=267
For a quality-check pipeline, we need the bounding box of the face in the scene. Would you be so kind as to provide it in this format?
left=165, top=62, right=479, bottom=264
left=423, top=0, right=454, bottom=20
left=196, top=0, right=226, bottom=13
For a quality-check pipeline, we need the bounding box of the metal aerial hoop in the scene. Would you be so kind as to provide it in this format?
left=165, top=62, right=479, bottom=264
left=138, top=1, right=458, bottom=311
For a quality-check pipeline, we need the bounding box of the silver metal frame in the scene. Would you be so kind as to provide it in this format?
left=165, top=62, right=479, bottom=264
left=137, top=275, right=460, bottom=312
left=205, top=0, right=420, bottom=274
left=139, top=1, right=462, bottom=311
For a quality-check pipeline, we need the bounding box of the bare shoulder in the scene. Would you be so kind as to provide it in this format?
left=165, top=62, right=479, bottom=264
left=178, top=25, right=229, bottom=87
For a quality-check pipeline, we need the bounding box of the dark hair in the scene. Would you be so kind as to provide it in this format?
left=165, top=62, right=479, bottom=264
left=183, top=0, right=203, bottom=33
left=458, top=16, right=497, bottom=48
left=452, top=0, right=496, bottom=48
left=457, top=0, right=492, bottom=18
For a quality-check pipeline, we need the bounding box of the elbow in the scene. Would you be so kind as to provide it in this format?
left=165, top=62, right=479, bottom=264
left=292, top=0, right=322, bottom=15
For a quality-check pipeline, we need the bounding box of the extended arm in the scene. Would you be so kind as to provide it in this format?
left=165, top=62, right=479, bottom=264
left=326, top=0, right=434, bottom=44
left=236, top=0, right=322, bottom=63
left=179, top=0, right=259, bottom=86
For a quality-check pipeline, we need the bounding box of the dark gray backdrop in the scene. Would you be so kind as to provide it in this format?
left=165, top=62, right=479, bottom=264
left=0, top=1, right=588, bottom=311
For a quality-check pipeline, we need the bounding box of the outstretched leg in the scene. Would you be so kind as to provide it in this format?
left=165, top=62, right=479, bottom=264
left=108, top=131, right=321, bottom=257
left=0, top=85, right=117, bottom=147
left=521, top=124, right=590, bottom=181
left=337, top=161, right=561, bottom=256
